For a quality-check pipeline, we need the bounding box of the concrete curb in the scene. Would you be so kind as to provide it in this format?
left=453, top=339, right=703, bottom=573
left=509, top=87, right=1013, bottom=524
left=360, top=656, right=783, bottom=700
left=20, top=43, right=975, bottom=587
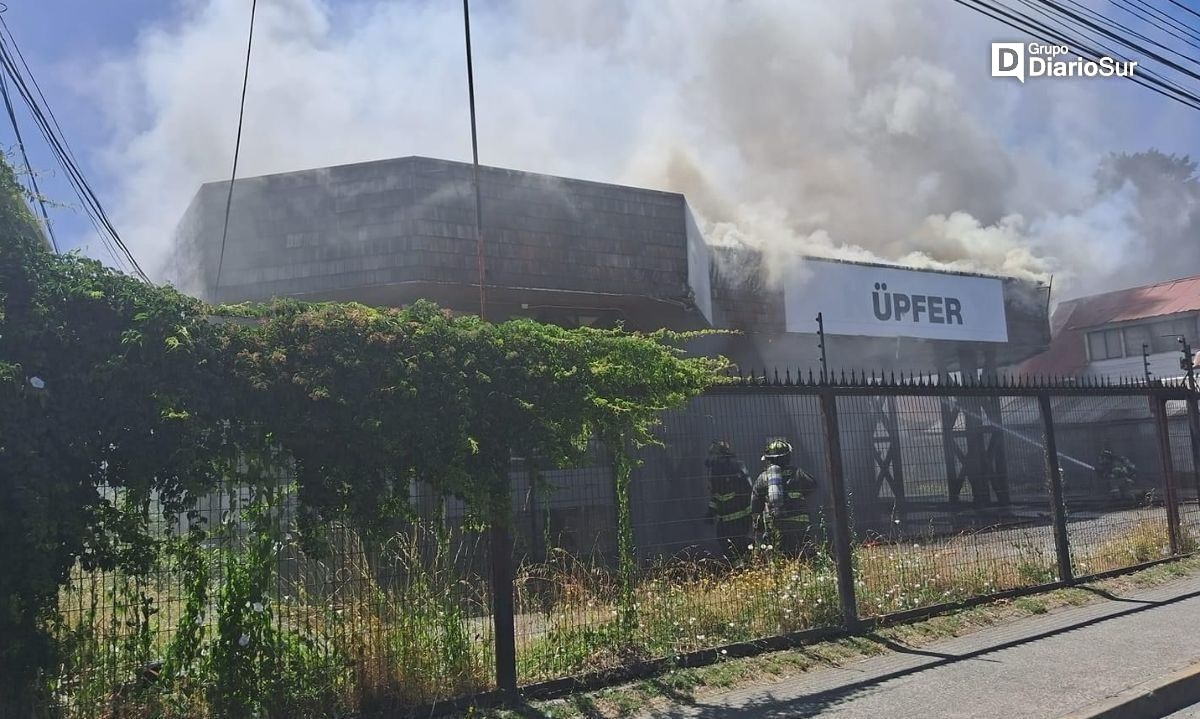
left=1059, top=663, right=1200, bottom=719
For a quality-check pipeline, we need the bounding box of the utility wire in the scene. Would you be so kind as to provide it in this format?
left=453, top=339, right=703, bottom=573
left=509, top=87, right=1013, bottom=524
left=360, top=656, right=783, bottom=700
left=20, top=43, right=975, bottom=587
left=1036, top=0, right=1200, bottom=86
left=0, top=69, right=57, bottom=252
left=1024, top=0, right=1191, bottom=82
left=1000, top=0, right=1200, bottom=109
left=0, top=29, right=146, bottom=277
left=0, top=44, right=132, bottom=271
left=952, top=0, right=1200, bottom=112
left=463, top=0, right=487, bottom=320
left=1065, top=0, right=1200, bottom=60
left=1018, top=0, right=1200, bottom=101
left=0, top=13, right=120, bottom=266
left=214, top=0, right=257, bottom=293
left=0, top=15, right=88, bottom=177
left=0, top=13, right=134, bottom=271
left=1165, top=0, right=1200, bottom=24
left=1120, top=0, right=1200, bottom=48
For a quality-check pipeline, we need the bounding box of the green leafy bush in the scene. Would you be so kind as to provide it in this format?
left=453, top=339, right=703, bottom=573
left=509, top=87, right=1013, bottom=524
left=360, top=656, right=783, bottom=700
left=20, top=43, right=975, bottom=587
left=0, top=150, right=724, bottom=714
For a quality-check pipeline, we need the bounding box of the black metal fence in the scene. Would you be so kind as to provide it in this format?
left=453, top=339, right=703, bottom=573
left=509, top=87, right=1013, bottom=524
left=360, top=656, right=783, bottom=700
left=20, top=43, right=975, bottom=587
left=40, top=375, right=1200, bottom=718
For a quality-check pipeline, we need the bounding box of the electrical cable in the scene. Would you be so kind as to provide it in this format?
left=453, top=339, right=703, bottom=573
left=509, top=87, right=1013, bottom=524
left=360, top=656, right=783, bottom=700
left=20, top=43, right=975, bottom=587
left=0, top=43, right=136, bottom=272
left=214, top=0, right=258, bottom=293
left=1016, top=0, right=1200, bottom=103
left=0, top=25, right=147, bottom=278
left=1067, top=0, right=1200, bottom=59
left=952, top=0, right=1200, bottom=112
left=463, top=0, right=487, bottom=320
left=1164, top=0, right=1200, bottom=24
left=0, top=68, right=57, bottom=252
left=1035, top=0, right=1200, bottom=86
left=1119, top=0, right=1200, bottom=48
left=0, top=15, right=88, bottom=176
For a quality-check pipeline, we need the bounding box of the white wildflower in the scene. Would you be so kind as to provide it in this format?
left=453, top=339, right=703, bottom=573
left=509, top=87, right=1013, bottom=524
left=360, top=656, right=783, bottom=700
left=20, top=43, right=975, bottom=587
left=238, top=634, right=250, bottom=648
left=29, top=376, right=45, bottom=390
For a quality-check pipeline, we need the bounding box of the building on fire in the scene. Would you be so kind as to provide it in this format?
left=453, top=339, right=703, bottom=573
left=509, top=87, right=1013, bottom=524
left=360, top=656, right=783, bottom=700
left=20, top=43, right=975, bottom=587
left=170, top=155, right=1056, bottom=558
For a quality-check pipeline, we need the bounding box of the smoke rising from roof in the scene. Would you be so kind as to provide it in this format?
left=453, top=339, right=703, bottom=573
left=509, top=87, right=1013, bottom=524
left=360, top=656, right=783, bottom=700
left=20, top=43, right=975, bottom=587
left=85, top=0, right=1197, bottom=300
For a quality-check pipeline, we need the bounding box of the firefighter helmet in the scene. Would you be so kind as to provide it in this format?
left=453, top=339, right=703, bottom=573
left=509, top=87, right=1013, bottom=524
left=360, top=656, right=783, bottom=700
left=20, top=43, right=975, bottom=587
left=762, top=439, right=793, bottom=464
left=708, top=439, right=734, bottom=457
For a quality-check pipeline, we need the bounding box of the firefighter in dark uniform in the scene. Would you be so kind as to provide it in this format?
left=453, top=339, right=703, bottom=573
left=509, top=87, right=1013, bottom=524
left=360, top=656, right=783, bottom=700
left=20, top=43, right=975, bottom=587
left=1096, top=449, right=1137, bottom=502
left=705, top=440, right=753, bottom=562
left=751, top=439, right=818, bottom=555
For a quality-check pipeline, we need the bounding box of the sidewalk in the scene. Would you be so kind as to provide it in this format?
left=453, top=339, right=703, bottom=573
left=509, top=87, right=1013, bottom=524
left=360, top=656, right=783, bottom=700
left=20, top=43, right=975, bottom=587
left=637, top=573, right=1200, bottom=718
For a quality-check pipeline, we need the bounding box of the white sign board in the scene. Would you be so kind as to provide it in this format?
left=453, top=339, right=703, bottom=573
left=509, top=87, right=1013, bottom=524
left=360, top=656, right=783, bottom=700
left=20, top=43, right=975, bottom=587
left=784, top=259, right=1009, bottom=342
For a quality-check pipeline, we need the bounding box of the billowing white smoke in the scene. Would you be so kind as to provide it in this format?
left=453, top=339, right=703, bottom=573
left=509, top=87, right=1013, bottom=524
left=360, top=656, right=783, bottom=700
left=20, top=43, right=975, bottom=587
left=87, top=0, right=1192, bottom=299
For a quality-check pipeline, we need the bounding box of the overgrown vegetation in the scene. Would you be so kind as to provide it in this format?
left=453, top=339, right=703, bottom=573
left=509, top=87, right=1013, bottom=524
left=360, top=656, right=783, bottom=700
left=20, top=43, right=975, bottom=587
left=473, top=552, right=1200, bottom=719
left=40, top=509, right=1180, bottom=718
left=510, top=519, right=1173, bottom=684
left=0, top=151, right=724, bottom=716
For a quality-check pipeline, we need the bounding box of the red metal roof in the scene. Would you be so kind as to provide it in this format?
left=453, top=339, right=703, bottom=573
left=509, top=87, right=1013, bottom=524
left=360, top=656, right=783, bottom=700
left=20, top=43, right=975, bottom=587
left=1019, top=274, right=1200, bottom=376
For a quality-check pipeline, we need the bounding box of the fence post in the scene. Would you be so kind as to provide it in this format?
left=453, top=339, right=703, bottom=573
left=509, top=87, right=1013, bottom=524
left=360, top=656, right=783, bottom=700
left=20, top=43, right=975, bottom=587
left=490, top=492, right=518, bottom=694
left=1188, top=390, right=1200, bottom=516
left=1151, top=397, right=1182, bottom=556
left=818, top=389, right=860, bottom=631
left=1037, top=393, right=1073, bottom=584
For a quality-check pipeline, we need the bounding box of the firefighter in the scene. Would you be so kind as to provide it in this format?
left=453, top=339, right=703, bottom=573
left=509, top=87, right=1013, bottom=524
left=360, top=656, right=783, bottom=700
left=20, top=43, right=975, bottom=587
left=751, top=439, right=818, bottom=555
left=705, top=440, right=753, bottom=562
left=1096, top=449, right=1137, bottom=502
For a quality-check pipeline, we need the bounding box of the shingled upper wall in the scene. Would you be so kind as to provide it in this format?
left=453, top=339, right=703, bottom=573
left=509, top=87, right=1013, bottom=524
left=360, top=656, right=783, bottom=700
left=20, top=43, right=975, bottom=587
left=170, top=156, right=692, bottom=307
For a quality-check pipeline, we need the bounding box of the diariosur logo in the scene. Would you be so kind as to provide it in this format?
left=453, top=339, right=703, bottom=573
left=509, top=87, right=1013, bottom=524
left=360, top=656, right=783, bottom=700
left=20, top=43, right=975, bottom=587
left=991, top=42, right=1137, bottom=82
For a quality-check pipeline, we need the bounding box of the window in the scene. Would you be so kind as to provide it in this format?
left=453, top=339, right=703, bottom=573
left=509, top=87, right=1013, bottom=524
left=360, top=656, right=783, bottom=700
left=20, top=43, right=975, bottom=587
left=1087, top=328, right=1124, bottom=360
left=1089, top=316, right=1198, bottom=361
left=1122, top=324, right=1152, bottom=356
left=1150, top=316, right=1197, bottom=354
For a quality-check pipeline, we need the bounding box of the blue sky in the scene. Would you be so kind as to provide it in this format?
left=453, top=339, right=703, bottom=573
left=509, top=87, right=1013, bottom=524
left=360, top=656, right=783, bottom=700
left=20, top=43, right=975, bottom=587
left=3, top=1, right=173, bottom=255
left=5, top=0, right=1200, bottom=291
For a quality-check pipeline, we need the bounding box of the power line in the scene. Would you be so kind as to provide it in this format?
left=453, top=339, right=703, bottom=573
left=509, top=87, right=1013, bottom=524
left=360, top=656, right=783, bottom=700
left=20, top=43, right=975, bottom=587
left=0, top=15, right=88, bottom=177
left=1165, top=0, right=1200, bottom=24
left=0, top=69, right=56, bottom=252
left=1067, top=0, right=1200, bottom=60
left=1036, top=0, right=1200, bottom=86
left=0, top=41, right=138, bottom=274
left=463, top=0, right=487, bottom=320
left=0, top=19, right=147, bottom=278
left=1118, top=0, right=1200, bottom=48
left=953, top=0, right=1200, bottom=112
left=214, top=0, right=258, bottom=293
left=1017, top=0, right=1200, bottom=102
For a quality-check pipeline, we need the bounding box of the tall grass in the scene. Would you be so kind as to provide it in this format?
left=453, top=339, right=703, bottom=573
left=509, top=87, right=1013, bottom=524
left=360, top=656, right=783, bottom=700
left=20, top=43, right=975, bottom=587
left=42, top=505, right=492, bottom=718
left=38, top=510, right=1191, bottom=717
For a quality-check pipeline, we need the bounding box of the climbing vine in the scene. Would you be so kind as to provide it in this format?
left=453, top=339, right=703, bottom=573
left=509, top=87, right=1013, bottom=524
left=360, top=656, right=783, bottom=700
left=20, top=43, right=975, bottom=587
left=0, top=155, right=725, bottom=710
